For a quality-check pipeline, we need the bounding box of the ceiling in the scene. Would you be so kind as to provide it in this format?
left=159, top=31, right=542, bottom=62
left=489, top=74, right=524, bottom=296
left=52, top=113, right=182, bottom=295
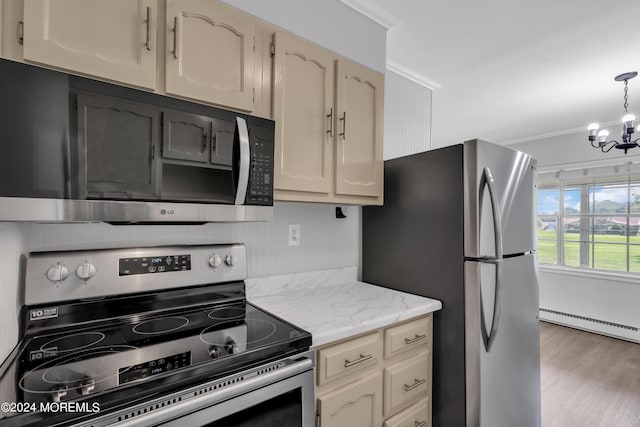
left=357, top=0, right=640, bottom=148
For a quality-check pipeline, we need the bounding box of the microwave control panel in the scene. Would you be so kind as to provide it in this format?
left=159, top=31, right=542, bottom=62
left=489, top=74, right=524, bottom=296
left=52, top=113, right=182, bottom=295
left=246, top=121, right=274, bottom=206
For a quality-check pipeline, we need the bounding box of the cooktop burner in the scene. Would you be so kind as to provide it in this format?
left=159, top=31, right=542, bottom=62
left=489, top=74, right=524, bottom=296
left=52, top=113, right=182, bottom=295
left=132, top=316, right=190, bottom=335
left=40, top=332, right=106, bottom=354
left=19, top=346, right=137, bottom=396
left=207, top=306, right=246, bottom=320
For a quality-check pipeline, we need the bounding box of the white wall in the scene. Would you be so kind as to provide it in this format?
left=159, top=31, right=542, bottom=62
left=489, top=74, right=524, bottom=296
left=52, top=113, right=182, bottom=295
left=511, top=130, right=640, bottom=342
left=384, top=70, right=432, bottom=160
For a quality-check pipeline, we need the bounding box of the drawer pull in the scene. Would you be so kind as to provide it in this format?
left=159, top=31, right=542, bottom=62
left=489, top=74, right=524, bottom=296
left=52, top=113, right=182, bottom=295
left=414, top=420, right=427, bottom=427
left=404, top=378, right=426, bottom=392
left=404, top=333, right=427, bottom=345
left=344, top=353, right=373, bottom=368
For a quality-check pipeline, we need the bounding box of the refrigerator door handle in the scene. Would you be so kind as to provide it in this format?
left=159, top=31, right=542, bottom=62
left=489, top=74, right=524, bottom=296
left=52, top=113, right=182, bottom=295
left=480, top=260, right=501, bottom=352
left=479, top=167, right=504, bottom=260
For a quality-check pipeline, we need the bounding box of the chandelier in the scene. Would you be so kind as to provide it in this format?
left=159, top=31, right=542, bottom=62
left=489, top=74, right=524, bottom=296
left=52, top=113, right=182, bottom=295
left=588, top=71, right=640, bottom=154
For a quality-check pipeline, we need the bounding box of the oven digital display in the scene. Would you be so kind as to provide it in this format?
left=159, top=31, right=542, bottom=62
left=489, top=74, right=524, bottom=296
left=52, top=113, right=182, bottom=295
left=119, top=254, right=191, bottom=276
left=118, top=351, right=191, bottom=385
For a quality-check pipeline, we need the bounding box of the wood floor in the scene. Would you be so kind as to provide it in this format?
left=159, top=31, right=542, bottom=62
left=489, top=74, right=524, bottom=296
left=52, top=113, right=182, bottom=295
left=541, top=322, right=640, bottom=427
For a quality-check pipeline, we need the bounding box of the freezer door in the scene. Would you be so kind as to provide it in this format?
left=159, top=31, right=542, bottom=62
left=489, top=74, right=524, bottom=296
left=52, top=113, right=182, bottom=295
left=464, top=139, right=537, bottom=258
left=465, top=254, right=541, bottom=427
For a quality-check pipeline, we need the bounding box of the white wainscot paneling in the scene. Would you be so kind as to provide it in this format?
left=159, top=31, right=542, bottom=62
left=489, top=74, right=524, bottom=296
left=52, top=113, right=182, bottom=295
left=23, top=202, right=360, bottom=278
left=384, top=70, right=432, bottom=160
left=539, top=266, right=640, bottom=343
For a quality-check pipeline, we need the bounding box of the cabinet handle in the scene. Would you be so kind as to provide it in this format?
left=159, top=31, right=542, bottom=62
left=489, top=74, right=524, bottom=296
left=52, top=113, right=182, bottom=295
left=404, top=333, right=427, bottom=345
left=172, top=17, right=179, bottom=59
left=339, top=111, right=346, bottom=140
left=404, top=378, right=426, bottom=392
left=326, top=108, right=333, bottom=138
left=17, top=21, right=24, bottom=45
left=145, top=7, right=152, bottom=51
left=414, top=420, right=427, bottom=427
left=344, top=353, right=372, bottom=368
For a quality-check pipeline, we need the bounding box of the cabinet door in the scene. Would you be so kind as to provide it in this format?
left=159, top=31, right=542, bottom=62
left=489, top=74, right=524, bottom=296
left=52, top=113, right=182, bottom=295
left=335, top=58, right=383, bottom=197
left=211, top=118, right=234, bottom=167
left=318, top=372, right=382, bottom=427
left=77, top=94, right=159, bottom=199
left=23, top=0, right=157, bottom=89
left=273, top=31, right=335, bottom=194
left=165, top=0, right=255, bottom=112
left=162, top=110, right=211, bottom=163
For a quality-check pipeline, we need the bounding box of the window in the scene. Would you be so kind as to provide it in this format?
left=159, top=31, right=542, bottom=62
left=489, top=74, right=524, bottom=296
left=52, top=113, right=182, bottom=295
left=537, top=177, right=640, bottom=273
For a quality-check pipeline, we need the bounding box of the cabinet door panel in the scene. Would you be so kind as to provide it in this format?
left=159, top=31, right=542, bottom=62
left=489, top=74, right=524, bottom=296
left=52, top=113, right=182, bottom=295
left=23, top=0, right=156, bottom=89
left=166, top=0, right=254, bottom=111
left=77, top=94, right=159, bottom=199
left=211, top=118, right=234, bottom=167
left=273, top=32, right=334, bottom=194
left=318, top=372, right=382, bottom=427
left=162, top=110, right=211, bottom=163
left=335, top=58, right=383, bottom=197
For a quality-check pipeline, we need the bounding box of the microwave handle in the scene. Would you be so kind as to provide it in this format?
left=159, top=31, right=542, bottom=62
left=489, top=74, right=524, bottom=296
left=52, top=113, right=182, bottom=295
left=234, top=117, right=250, bottom=205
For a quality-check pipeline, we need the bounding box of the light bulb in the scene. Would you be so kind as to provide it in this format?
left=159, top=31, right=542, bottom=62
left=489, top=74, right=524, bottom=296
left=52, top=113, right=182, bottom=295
left=588, top=123, right=600, bottom=140
left=623, top=114, right=635, bottom=124
left=597, top=130, right=610, bottom=146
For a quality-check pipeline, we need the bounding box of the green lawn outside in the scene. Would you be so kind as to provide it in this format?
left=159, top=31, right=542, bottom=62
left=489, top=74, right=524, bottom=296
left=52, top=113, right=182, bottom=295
left=537, top=229, right=640, bottom=272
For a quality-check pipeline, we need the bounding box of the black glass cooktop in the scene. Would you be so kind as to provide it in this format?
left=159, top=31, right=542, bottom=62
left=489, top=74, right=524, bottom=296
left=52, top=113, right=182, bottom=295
left=0, top=285, right=311, bottom=427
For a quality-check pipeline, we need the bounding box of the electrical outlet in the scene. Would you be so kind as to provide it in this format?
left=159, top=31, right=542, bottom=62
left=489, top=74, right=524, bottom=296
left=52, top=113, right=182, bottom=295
left=288, top=224, right=301, bottom=246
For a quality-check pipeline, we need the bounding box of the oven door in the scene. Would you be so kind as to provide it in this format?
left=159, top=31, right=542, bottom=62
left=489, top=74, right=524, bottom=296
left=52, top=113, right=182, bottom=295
left=104, top=353, right=314, bottom=427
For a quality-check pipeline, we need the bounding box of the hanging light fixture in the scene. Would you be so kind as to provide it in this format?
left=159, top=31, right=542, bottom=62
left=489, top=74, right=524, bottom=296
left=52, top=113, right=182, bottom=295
left=588, top=71, right=640, bottom=154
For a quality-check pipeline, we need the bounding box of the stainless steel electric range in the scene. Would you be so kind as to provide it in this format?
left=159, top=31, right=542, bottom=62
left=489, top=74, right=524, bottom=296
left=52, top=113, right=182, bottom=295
left=0, top=244, right=313, bottom=427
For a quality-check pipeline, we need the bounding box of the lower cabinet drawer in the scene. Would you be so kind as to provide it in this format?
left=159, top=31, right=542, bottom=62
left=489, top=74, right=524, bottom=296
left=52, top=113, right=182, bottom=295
left=317, top=332, right=381, bottom=386
left=383, top=397, right=430, bottom=427
left=317, top=371, right=383, bottom=427
left=383, top=351, right=430, bottom=416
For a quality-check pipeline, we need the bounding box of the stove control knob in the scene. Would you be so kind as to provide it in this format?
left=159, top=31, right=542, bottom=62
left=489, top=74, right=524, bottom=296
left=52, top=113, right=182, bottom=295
left=225, top=338, right=239, bottom=354
left=76, top=262, right=97, bottom=281
left=208, top=346, right=221, bottom=359
left=50, top=385, right=68, bottom=403
left=46, top=264, right=70, bottom=283
left=79, top=378, right=96, bottom=395
left=224, top=254, right=237, bottom=267
left=208, top=254, right=222, bottom=269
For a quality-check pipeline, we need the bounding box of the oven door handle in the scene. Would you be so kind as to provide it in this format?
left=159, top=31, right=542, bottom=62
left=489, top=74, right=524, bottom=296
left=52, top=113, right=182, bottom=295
left=234, top=116, right=250, bottom=205
left=107, top=357, right=313, bottom=427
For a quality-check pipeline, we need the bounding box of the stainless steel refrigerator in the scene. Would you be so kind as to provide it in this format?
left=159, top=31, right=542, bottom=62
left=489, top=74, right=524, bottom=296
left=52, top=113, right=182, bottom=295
left=362, top=139, right=541, bottom=427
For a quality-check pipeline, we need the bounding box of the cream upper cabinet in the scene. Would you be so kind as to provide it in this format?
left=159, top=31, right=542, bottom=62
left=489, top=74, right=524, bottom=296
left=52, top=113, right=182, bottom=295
left=23, top=0, right=157, bottom=89
left=165, top=0, right=255, bottom=112
left=335, top=58, right=383, bottom=198
left=273, top=31, right=335, bottom=194
left=273, top=33, right=384, bottom=205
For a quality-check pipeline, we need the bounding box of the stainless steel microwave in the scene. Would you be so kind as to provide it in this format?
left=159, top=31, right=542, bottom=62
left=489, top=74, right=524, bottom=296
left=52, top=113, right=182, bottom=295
left=0, top=58, right=274, bottom=223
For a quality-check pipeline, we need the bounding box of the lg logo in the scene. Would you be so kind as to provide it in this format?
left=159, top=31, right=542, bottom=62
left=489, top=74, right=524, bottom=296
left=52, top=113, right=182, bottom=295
left=160, top=209, right=175, bottom=215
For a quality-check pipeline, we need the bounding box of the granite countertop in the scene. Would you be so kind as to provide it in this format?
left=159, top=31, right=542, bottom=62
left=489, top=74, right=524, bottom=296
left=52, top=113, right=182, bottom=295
left=246, top=267, right=442, bottom=348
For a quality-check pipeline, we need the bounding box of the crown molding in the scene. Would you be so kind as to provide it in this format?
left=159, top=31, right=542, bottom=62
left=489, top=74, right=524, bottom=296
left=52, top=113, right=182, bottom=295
left=386, top=60, right=441, bottom=90
left=338, top=0, right=401, bottom=30
left=505, top=120, right=620, bottom=146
